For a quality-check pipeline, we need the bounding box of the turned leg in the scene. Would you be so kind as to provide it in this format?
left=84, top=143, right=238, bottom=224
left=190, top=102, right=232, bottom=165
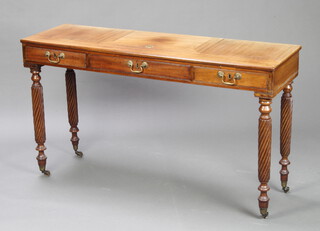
left=30, top=65, right=50, bottom=176
left=65, top=69, right=83, bottom=157
left=258, top=98, right=272, bottom=218
left=280, top=84, right=293, bottom=193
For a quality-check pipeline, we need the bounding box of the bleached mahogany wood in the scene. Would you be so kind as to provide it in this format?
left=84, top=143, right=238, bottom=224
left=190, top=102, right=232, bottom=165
left=21, top=24, right=301, bottom=218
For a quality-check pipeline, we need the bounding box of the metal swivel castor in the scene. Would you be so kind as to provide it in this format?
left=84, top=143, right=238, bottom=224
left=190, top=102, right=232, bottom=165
left=73, top=144, right=83, bottom=158
left=42, top=170, right=51, bottom=176
left=282, top=181, right=290, bottom=193
left=75, top=150, right=83, bottom=157
left=260, top=208, right=269, bottom=219
left=282, top=186, right=290, bottom=193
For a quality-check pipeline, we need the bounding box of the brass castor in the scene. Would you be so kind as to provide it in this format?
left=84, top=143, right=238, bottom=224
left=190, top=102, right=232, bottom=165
left=281, top=181, right=290, bottom=193
left=73, top=144, right=83, bottom=158
left=42, top=170, right=51, bottom=176
left=260, top=208, right=269, bottom=219
left=282, top=186, right=290, bottom=193
left=75, top=150, right=83, bottom=157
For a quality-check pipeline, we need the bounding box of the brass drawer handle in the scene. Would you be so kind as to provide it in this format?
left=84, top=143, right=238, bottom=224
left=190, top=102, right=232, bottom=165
left=127, top=60, right=148, bottom=74
left=217, top=71, right=242, bottom=86
left=45, top=51, right=65, bottom=64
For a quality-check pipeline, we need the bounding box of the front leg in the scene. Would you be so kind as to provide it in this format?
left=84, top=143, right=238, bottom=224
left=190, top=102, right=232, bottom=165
left=280, top=83, right=293, bottom=193
left=65, top=69, right=83, bottom=157
left=30, top=65, right=50, bottom=176
left=258, top=98, right=272, bottom=218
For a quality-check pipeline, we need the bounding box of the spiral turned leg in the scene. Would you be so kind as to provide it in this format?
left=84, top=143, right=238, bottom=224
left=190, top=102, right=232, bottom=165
left=258, top=98, right=272, bottom=218
left=280, top=84, right=293, bottom=193
left=65, top=69, right=83, bottom=157
left=30, top=65, right=50, bottom=176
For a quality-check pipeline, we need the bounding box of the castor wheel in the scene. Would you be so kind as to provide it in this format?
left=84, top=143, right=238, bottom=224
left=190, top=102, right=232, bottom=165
left=42, top=170, right=51, bottom=176
left=281, top=181, right=290, bottom=193
left=260, top=208, right=269, bottom=219
left=75, top=150, right=83, bottom=158
left=282, top=186, right=290, bottom=193
left=73, top=144, right=83, bottom=158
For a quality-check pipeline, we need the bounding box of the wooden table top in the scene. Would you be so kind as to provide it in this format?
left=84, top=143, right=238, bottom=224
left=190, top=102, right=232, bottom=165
left=21, top=24, right=301, bottom=71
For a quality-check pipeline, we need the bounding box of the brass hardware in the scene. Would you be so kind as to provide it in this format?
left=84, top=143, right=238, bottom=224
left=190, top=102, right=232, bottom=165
left=45, top=51, right=65, bottom=64
left=217, top=71, right=242, bottom=86
left=281, top=181, right=290, bottom=193
left=234, top=73, right=242, bottom=80
left=127, top=60, right=148, bottom=74
left=217, top=71, right=225, bottom=78
left=260, top=208, right=268, bottom=219
left=73, top=144, right=83, bottom=158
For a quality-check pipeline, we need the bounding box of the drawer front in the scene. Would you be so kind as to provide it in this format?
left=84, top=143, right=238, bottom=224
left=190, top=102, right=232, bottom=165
left=24, top=46, right=86, bottom=68
left=88, top=54, right=191, bottom=80
left=193, top=66, right=270, bottom=91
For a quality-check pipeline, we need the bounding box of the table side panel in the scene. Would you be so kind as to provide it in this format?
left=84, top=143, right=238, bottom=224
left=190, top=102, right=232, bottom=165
left=273, top=52, right=300, bottom=96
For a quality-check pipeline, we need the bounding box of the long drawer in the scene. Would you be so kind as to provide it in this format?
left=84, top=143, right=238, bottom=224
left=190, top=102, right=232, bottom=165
left=88, top=54, right=191, bottom=81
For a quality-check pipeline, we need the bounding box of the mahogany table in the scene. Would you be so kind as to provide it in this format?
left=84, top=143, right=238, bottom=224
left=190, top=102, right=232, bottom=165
left=21, top=24, right=301, bottom=218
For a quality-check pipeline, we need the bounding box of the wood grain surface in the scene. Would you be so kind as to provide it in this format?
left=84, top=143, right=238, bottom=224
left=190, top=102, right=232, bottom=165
left=21, top=24, right=302, bottom=98
left=21, top=24, right=301, bottom=70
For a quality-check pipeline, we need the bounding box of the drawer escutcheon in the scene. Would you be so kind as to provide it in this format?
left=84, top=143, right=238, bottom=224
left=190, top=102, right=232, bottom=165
left=45, top=51, right=65, bottom=64
left=127, top=60, right=148, bottom=74
left=217, top=71, right=242, bottom=86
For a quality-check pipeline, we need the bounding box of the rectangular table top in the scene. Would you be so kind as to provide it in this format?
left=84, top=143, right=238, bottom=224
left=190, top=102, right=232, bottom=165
left=21, top=24, right=301, bottom=71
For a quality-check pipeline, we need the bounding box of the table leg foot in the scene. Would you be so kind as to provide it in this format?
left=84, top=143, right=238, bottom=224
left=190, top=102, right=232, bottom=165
left=258, top=183, right=270, bottom=219
left=37, top=149, right=50, bottom=176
